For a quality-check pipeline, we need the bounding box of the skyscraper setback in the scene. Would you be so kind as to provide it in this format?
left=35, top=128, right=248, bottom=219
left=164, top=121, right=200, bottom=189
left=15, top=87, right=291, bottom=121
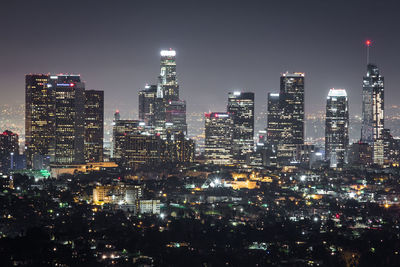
left=227, top=92, right=254, bottom=163
left=325, top=88, right=349, bottom=168
left=25, top=74, right=104, bottom=168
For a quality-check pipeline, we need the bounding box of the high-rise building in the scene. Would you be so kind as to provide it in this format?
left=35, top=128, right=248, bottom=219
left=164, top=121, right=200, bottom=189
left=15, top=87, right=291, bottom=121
left=51, top=75, right=85, bottom=164
left=0, top=130, right=19, bottom=173
left=122, top=134, right=165, bottom=168
left=266, top=92, right=281, bottom=166
left=271, top=72, right=305, bottom=165
left=165, top=100, right=187, bottom=135
left=158, top=50, right=179, bottom=101
left=361, top=64, right=385, bottom=165
left=113, top=119, right=144, bottom=162
left=227, top=91, right=254, bottom=164
left=26, top=74, right=102, bottom=167
left=84, top=90, right=104, bottom=162
left=325, top=88, right=349, bottom=168
left=138, top=84, right=157, bottom=126
left=204, top=112, right=233, bottom=165
left=155, top=49, right=187, bottom=136
left=25, top=74, right=55, bottom=168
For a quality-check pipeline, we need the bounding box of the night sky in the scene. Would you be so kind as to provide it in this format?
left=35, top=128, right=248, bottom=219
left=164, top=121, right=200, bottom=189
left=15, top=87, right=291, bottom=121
left=1, top=0, right=400, bottom=117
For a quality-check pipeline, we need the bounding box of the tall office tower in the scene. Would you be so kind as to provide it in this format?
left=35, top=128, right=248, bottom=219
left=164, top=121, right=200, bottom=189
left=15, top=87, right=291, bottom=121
left=156, top=49, right=187, bottom=135
left=25, top=74, right=55, bottom=168
left=266, top=93, right=281, bottom=146
left=325, top=88, right=349, bottom=168
left=266, top=93, right=281, bottom=166
left=158, top=50, right=179, bottom=101
left=361, top=64, right=385, bottom=165
left=84, top=90, right=104, bottom=162
left=111, top=110, right=120, bottom=159
left=0, top=130, right=19, bottom=173
left=113, top=119, right=144, bottom=162
left=227, top=91, right=254, bottom=164
left=278, top=72, right=305, bottom=164
left=165, top=100, right=187, bottom=135
left=49, top=75, right=85, bottom=164
left=138, top=84, right=157, bottom=126
left=204, top=112, right=233, bottom=165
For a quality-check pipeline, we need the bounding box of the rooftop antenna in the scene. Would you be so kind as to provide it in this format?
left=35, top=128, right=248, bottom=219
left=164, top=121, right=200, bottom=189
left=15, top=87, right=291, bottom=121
left=366, top=40, right=372, bottom=65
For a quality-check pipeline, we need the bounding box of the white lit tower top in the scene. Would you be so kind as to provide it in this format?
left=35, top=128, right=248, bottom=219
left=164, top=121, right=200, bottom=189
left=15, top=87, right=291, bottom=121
left=158, top=49, right=179, bottom=101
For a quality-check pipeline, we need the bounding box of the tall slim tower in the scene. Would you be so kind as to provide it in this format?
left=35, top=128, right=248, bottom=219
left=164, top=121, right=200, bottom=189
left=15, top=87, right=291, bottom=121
left=325, top=88, right=349, bottom=168
left=158, top=50, right=179, bottom=101
left=227, top=91, right=254, bottom=163
left=84, top=90, right=104, bottom=162
left=361, top=41, right=385, bottom=165
left=266, top=93, right=281, bottom=147
left=25, top=74, right=55, bottom=168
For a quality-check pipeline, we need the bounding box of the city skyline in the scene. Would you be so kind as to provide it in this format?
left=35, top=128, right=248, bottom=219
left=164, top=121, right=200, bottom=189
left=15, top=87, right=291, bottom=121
left=1, top=0, right=400, bottom=118
left=2, top=2, right=400, bottom=266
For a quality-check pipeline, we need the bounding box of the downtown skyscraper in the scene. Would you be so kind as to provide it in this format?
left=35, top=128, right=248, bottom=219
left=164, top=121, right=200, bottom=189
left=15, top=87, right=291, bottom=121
left=25, top=74, right=55, bottom=168
left=266, top=72, right=305, bottom=166
left=138, top=84, right=157, bottom=126
left=361, top=64, right=385, bottom=165
left=204, top=112, right=233, bottom=165
left=84, top=90, right=104, bottom=162
left=325, top=88, right=349, bottom=168
left=227, top=92, right=254, bottom=164
left=155, top=50, right=187, bottom=135
left=25, top=74, right=104, bottom=168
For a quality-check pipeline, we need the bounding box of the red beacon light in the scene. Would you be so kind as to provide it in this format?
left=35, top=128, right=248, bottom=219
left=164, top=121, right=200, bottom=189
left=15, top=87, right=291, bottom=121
left=366, top=40, right=371, bottom=46
left=70, top=83, right=74, bottom=87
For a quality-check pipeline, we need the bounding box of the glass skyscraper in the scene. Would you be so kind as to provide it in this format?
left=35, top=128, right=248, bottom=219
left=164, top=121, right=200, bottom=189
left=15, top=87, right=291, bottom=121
left=227, top=91, right=254, bottom=164
left=25, top=74, right=103, bottom=167
left=154, top=50, right=187, bottom=136
left=138, top=84, right=157, bottom=126
left=361, top=64, right=384, bottom=165
left=204, top=112, right=233, bottom=165
left=325, top=88, right=349, bottom=168
left=84, top=90, right=104, bottom=162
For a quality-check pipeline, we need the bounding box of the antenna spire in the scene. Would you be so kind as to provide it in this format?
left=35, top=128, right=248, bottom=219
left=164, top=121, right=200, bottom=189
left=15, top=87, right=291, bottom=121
left=366, top=40, right=372, bottom=65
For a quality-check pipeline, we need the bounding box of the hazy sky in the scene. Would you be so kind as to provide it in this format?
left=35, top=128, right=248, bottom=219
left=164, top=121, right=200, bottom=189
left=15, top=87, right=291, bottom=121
left=1, top=0, right=400, bottom=118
